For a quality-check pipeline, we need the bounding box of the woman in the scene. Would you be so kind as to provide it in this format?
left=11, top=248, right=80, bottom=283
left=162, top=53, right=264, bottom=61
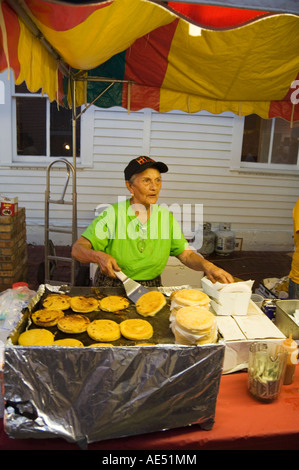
left=71, top=156, right=234, bottom=286
left=289, top=198, right=299, bottom=298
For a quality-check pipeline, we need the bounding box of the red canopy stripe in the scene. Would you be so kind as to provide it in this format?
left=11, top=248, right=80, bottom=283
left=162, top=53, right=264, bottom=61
left=124, top=18, right=178, bottom=87
left=168, top=2, right=270, bottom=28
left=0, top=2, right=21, bottom=78
left=269, top=72, right=299, bottom=121
left=121, top=83, right=160, bottom=112
left=24, top=0, right=113, bottom=31
left=122, top=19, right=179, bottom=111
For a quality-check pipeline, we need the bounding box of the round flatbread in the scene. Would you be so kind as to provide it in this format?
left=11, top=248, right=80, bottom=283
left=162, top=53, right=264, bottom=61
left=57, top=314, right=90, bottom=334
left=176, top=306, right=215, bottom=333
left=135, top=291, right=166, bottom=317
left=172, top=289, right=210, bottom=307
left=53, top=338, right=84, bottom=347
left=197, top=327, right=218, bottom=345
left=70, top=296, right=99, bottom=313
left=31, top=308, right=65, bottom=327
left=120, top=319, right=153, bottom=340
left=99, top=295, right=130, bottom=312
left=87, top=319, right=121, bottom=342
left=18, top=329, right=54, bottom=346
left=88, top=343, right=114, bottom=347
left=173, top=306, right=217, bottom=346
left=42, top=294, right=71, bottom=310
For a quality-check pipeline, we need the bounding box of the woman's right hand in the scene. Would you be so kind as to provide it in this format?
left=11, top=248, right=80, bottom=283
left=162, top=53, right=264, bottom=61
left=71, top=236, right=120, bottom=278
left=93, top=251, right=121, bottom=278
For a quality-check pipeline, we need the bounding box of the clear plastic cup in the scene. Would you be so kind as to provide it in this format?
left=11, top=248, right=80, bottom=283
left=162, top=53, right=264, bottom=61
left=251, top=293, right=264, bottom=309
left=248, top=342, right=287, bottom=403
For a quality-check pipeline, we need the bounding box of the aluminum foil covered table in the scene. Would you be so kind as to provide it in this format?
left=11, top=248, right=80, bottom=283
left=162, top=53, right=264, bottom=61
left=3, top=285, right=225, bottom=447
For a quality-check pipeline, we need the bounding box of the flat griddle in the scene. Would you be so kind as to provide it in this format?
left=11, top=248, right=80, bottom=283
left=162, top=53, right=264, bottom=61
left=21, top=286, right=175, bottom=347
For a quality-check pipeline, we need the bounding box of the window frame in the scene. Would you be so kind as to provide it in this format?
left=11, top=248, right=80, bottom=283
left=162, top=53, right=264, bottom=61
left=12, top=89, right=49, bottom=163
left=230, top=115, right=299, bottom=175
left=0, top=72, right=93, bottom=168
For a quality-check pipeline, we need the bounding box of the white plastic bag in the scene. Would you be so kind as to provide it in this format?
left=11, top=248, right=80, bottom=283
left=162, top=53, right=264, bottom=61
left=0, top=284, right=36, bottom=333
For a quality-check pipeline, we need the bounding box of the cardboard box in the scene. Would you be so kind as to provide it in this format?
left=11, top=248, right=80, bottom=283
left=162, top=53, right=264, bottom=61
left=0, top=196, right=18, bottom=216
left=256, top=282, right=278, bottom=299
left=217, top=300, right=285, bottom=373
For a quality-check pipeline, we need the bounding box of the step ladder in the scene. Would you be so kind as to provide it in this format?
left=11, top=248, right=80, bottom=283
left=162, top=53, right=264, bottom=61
left=44, top=158, right=78, bottom=285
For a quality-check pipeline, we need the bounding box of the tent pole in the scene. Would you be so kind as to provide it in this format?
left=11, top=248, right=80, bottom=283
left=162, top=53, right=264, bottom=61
left=71, top=77, right=77, bottom=176
left=71, top=78, right=78, bottom=275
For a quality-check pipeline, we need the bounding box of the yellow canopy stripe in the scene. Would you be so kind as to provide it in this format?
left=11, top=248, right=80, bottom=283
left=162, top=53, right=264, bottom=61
left=163, top=14, right=299, bottom=103
left=15, top=18, right=59, bottom=102
left=26, top=0, right=176, bottom=70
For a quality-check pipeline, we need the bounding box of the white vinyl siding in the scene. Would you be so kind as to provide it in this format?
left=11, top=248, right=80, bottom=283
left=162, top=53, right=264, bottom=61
left=0, top=100, right=298, bottom=249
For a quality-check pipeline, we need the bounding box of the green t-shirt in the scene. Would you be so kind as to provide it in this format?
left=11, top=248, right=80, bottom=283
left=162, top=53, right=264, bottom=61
left=82, top=199, right=188, bottom=280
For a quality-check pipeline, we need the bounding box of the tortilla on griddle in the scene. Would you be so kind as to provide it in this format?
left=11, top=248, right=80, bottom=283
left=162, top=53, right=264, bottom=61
left=120, top=319, right=153, bottom=340
left=18, top=329, right=54, bottom=346
left=87, top=319, right=121, bottom=342
left=70, top=296, right=99, bottom=313
left=99, top=295, right=130, bottom=312
left=135, top=291, right=166, bottom=317
left=42, top=294, right=71, bottom=310
left=31, top=308, right=65, bottom=327
left=57, top=314, right=90, bottom=334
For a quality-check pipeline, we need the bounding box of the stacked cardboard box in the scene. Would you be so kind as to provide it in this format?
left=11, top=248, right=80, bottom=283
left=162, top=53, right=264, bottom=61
left=0, top=208, right=27, bottom=291
left=0, top=196, right=18, bottom=216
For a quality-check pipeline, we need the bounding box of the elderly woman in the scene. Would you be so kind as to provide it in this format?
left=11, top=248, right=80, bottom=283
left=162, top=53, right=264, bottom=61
left=71, top=156, right=234, bottom=286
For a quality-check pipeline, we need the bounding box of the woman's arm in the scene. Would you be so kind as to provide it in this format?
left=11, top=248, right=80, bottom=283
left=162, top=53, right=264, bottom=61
left=177, top=249, right=234, bottom=283
left=71, top=236, right=120, bottom=278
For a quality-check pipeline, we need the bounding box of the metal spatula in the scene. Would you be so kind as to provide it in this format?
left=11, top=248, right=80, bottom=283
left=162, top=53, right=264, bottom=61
left=114, top=270, right=149, bottom=303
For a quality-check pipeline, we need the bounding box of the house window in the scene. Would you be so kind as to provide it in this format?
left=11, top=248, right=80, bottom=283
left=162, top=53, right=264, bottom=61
left=241, top=114, right=299, bottom=167
left=14, top=82, right=80, bottom=158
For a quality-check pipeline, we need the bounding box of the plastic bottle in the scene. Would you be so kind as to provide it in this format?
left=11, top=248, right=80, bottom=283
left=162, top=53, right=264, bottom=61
left=0, top=282, right=36, bottom=340
left=282, top=334, right=298, bottom=385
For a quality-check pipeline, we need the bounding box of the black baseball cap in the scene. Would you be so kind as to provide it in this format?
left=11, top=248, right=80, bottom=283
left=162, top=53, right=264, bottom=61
left=124, top=156, right=168, bottom=181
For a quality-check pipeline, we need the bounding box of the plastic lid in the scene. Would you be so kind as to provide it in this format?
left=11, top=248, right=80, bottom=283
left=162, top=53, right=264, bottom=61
left=283, top=334, right=294, bottom=347
left=12, top=282, right=28, bottom=289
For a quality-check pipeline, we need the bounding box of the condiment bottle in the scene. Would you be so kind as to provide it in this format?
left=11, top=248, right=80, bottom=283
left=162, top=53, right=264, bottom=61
left=282, top=335, right=298, bottom=385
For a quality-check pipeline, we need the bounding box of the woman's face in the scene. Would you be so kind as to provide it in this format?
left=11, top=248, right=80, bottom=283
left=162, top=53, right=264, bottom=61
left=126, top=167, right=162, bottom=208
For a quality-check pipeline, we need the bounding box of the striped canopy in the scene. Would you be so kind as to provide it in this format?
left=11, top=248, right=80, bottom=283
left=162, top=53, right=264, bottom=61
left=1, top=0, right=299, bottom=121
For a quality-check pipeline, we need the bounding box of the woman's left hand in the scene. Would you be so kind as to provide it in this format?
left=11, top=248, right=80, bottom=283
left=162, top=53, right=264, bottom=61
left=203, top=262, right=234, bottom=284
left=177, top=249, right=234, bottom=284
